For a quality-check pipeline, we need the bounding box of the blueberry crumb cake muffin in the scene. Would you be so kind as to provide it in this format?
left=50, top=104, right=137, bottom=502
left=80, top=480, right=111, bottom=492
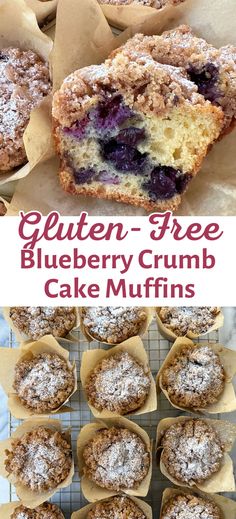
left=161, top=493, right=222, bottom=519
left=13, top=352, right=75, bottom=413
left=85, top=351, right=151, bottom=414
left=160, top=419, right=224, bottom=485
left=5, top=427, right=72, bottom=492
left=118, top=26, right=236, bottom=136
left=83, top=427, right=150, bottom=490
left=160, top=344, right=225, bottom=409
left=159, top=307, right=220, bottom=336
left=9, top=307, right=76, bottom=340
left=0, top=48, right=51, bottom=172
left=11, top=502, right=64, bottom=519
left=81, top=307, right=147, bottom=343
left=99, top=0, right=183, bottom=7
left=52, top=43, right=223, bottom=211
left=87, top=496, right=147, bottom=519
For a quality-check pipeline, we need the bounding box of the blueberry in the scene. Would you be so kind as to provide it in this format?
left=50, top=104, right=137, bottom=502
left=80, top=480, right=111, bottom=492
left=144, top=166, right=191, bottom=200
left=64, top=116, right=89, bottom=140
left=116, top=127, right=146, bottom=147
left=187, top=62, right=220, bottom=103
left=93, top=95, right=133, bottom=131
left=74, top=167, right=95, bottom=184
left=101, top=139, right=148, bottom=172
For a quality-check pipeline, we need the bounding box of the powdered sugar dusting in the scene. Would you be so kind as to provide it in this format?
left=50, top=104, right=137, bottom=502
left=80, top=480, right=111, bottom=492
left=82, top=306, right=147, bottom=343
left=159, top=307, right=219, bottom=335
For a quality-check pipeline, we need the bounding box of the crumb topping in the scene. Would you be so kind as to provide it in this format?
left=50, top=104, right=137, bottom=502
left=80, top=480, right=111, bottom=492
left=161, top=419, right=223, bottom=484
left=87, top=496, right=147, bottom=519
left=11, top=502, right=64, bottom=519
left=13, top=352, right=75, bottom=413
left=83, top=427, right=150, bottom=490
left=9, top=307, right=76, bottom=340
left=161, top=344, right=225, bottom=409
left=85, top=351, right=151, bottom=414
left=0, top=47, right=51, bottom=172
left=161, top=493, right=222, bottom=519
left=159, top=307, right=219, bottom=336
left=99, top=0, right=183, bottom=6
left=81, top=306, right=147, bottom=343
left=5, top=427, right=72, bottom=492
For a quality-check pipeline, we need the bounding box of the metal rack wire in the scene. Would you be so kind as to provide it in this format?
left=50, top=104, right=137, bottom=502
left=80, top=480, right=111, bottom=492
left=7, top=320, right=222, bottom=518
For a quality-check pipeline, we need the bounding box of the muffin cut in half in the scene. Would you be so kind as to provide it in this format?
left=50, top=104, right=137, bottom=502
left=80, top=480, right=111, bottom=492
left=52, top=46, right=223, bottom=212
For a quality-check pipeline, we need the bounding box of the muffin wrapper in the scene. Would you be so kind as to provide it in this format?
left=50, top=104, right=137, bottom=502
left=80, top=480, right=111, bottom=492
left=77, top=416, right=152, bottom=501
left=3, top=307, right=80, bottom=344
left=71, top=495, right=152, bottom=519
left=155, top=307, right=224, bottom=341
left=160, top=487, right=236, bottom=519
left=79, top=307, right=154, bottom=345
left=0, top=335, right=77, bottom=419
left=7, top=0, right=236, bottom=216
left=80, top=336, right=157, bottom=418
left=26, top=0, right=58, bottom=25
left=0, top=418, right=74, bottom=508
left=157, top=337, right=236, bottom=415
left=0, top=0, right=53, bottom=186
left=156, top=416, right=236, bottom=493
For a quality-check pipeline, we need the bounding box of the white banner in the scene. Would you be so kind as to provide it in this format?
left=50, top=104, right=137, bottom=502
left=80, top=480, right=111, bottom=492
left=0, top=211, right=235, bottom=306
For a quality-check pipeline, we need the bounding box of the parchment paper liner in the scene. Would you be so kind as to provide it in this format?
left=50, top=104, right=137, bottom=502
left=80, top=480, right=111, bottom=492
left=7, top=0, right=236, bottom=216
left=157, top=337, right=236, bottom=415
left=71, top=495, right=152, bottom=519
left=80, top=336, right=157, bottom=418
left=3, top=307, right=80, bottom=345
left=26, top=0, right=58, bottom=25
left=100, top=2, right=180, bottom=31
left=77, top=416, right=152, bottom=501
left=0, top=502, right=65, bottom=519
left=160, top=487, right=236, bottom=519
left=0, top=418, right=74, bottom=508
left=0, top=0, right=53, bottom=186
left=79, top=307, right=154, bottom=345
left=0, top=335, right=77, bottom=419
left=156, top=416, right=236, bottom=493
left=156, top=307, right=224, bottom=341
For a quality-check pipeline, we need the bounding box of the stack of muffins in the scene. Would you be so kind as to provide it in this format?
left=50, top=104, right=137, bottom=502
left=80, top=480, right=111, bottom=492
left=0, top=305, right=235, bottom=519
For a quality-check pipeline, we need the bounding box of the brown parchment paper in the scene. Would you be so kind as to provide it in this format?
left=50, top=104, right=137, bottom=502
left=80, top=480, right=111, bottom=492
left=7, top=0, right=236, bottom=216
left=71, top=495, right=152, bottom=519
left=156, top=307, right=224, bottom=341
left=160, top=487, right=236, bottom=519
left=80, top=336, right=157, bottom=418
left=156, top=416, right=236, bottom=493
left=0, top=0, right=53, bottom=186
left=0, top=335, right=77, bottom=418
left=157, top=337, right=236, bottom=415
left=3, top=307, right=79, bottom=344
left=77, top=416, right=152, bottom=501
left=0, top=418, right=74, bottom=508
left=79, top=307, right=154, bottom=345
left=26, top=0, right=58, bottom=25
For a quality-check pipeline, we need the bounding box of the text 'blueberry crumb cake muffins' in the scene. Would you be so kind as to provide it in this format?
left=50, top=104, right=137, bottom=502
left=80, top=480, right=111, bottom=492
left=86, top=496, right=148, bottom=519
left=160, top=343, right=225, bottom=410
left=160, top=493, right=222, bottom=519
left=81, top=307, right=148, bottom=344
left=85, top=350, right=151, bottom=415
left=52, top=44, right=223, bottom=211
left=159, top=419, right=224, bottom=486
left=8, top=307, right=77, bottom=340
left=10, top=502, right=65, bottom=519
left=0, top=48, right=51, bottom=172
left=82, top=426, right=150, bottom=492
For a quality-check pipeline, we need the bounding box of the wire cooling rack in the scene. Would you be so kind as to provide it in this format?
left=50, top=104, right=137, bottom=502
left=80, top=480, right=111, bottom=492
left=5, top=318, right=227, bottom=518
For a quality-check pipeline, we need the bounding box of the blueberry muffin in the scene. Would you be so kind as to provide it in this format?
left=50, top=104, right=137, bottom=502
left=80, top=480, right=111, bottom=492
left=160, top=344, right=225, bottom=409
left=83, top=427, right=150, bottom=491
left=99, top=0, right=183, bottom=7
left=160, top=419, right=223, bottom=485
left=11, top=502, right=64, bottom=519
left=116, top=26, right=236, bottom=136
left=81, top=307, right=148, bottom=343
left=158, top=307, right=220, bottom=336
left=5, top=427, right=72, bottom=492
left=87, top=496, right=147, bottom=519
left=13, top=352, right=75, bottom=413
left=0, top=48, right=51, bottom=172
left=52, top=45, right=223, bottom=212
left=9, top=307, right=76, bottom=340
left=85, top=351, right=151, bottom=414
left=161, top=493, right=222, bottom=519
